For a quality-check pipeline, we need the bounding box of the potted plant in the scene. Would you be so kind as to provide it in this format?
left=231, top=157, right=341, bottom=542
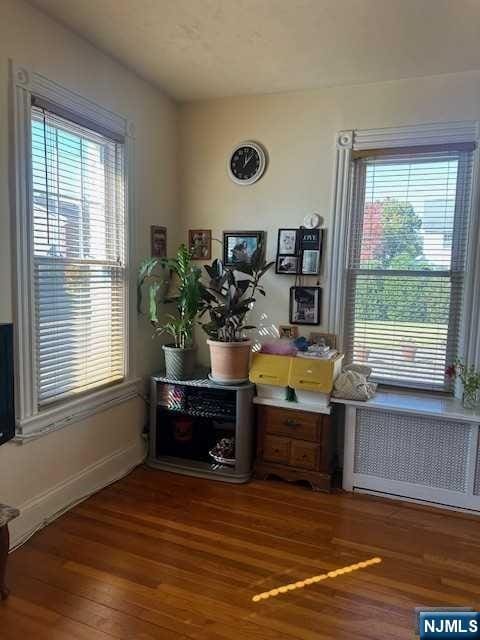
left=199, top=246, right=273, bottom=384
left=446, top=359, right=480, bottom=409
left=138, top=244, right=202, bottom=380
left=401, top=341, right=417, bottom=361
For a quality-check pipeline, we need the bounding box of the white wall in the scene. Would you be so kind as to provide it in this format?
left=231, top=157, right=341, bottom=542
left=179, top=71, right=480, bottom=365
left=0, top=0, right=178, bottom=544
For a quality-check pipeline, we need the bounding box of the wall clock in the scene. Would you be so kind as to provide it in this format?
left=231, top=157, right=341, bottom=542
left=228, top=141, right=267, bottom=185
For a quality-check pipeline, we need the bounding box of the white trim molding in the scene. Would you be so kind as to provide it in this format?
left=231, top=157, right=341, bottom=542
left=9, top=439, right=145, bottom=549
left=327, top=120, right=480, bottom=378
left=10, top=60, right=137, bottom=437
left=326, top=130, right=353, bottom=344
left=15, top=378, right=141, bottom=439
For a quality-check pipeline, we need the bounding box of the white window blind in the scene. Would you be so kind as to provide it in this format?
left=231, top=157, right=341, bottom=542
left=31, top=104, right=126, bottom=406
left=344, top=146, right=473, bottom=390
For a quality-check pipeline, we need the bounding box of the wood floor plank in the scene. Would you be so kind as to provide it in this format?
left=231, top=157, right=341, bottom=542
left=2, top=467, right=480, bottom=640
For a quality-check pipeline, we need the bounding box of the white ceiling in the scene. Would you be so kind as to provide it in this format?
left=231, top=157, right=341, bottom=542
left=30, top=0, right=480, bottom=102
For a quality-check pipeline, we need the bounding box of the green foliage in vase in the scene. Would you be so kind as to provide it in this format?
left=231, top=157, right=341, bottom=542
left=446, top=359, right=480, bottom=399
left=138, top=244, right=202, bottom=349
left=199, top=244, right=274, bottom=342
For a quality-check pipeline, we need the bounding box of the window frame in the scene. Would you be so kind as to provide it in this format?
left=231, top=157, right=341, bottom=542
left=344, top=149, right=471, bottom=392
left=327, top=122, right=480, bottom=397
left=11, top=61, right=138, bottom=438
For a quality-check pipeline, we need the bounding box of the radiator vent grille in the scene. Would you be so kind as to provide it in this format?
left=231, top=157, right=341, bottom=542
left=355, top=409, right=471, bottom=493
left=474, top=439, right=480, bottom=496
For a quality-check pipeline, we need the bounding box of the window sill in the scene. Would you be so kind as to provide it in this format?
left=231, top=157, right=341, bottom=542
left=15, top=377, right=141, bottom=442
left=331, top=389, right=480, bottom=424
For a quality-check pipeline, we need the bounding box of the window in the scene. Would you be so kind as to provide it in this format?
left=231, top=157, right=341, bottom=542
left=344, top=145, right=474, bottom=391
left=31, top=102, right=127, bottom=406
left=12, top=66, right=136, bottom=436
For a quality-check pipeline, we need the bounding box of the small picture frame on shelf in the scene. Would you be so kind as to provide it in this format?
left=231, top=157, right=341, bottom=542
left=277, top=228, right=298, bottom=255
left=223, top=230, right=265, bottom=267
left=151, top=225, right=167, bottom=258
left=310, top=332, right=337, bottom=349
left=279, top=325, right=299, bottom=339
left=276, top=255, right=299, bottom=274
left=189, top=229, right=212, bottom=260
left=290, top=286, right=321, bottom=325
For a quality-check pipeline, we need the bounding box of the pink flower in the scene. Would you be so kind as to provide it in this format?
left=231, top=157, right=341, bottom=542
left=445, top=364, right=456, bottom=378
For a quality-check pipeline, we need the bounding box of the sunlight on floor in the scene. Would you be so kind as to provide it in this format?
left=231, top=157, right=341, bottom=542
left=252, top=556, right=383, bottom=602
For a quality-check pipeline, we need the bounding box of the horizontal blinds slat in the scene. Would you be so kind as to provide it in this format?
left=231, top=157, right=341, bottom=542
left=344, top=148, right=472, bottom=390
left=39, top=375, right=125, bottom=405
left=32, top=104, right=126, bottom=405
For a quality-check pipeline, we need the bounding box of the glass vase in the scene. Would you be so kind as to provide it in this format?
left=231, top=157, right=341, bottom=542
left=462, top=389, right=478, bottom=410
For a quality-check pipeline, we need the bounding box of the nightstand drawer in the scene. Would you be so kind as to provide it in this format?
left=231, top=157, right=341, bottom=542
left=290, top=440, right=320, bottom=470
left=263, top=435, right=291, bottom=464
left=263, top=407, right=321, bottom=442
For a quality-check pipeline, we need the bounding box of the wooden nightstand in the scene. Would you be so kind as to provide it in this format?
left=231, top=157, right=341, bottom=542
left=254, top=403, right=335, bottom=491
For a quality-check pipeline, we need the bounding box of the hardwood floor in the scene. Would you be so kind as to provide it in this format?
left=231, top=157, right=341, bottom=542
left=2, top=466, right=480, bottom=639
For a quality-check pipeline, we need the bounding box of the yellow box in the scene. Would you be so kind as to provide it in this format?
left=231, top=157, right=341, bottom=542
left=249, top=353, right=291, bottom=387
left=288, top=354, right=344, bottom=393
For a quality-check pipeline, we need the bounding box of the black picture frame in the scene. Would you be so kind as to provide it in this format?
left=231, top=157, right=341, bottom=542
left=276, top=255, right=299, bottom=274
left=275, top=227, right=323, bottom=275
left=151, top=225, right=167, bottom=258
left=277, top=228, right=298, bottom=256
left=223, top=230, right=265, bottom=267
left=289, top=286, right=321, bottom=325
left=299, top=228, right=323, bottom=275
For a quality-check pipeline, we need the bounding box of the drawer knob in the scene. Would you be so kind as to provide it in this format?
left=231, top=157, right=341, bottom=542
left=285, top=419, right=299, bottom=427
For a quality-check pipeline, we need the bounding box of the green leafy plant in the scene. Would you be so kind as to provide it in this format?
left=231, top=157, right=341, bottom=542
left=446, top=359, right=480, bottom=406
left=138, top=244, right=202, bottom=349
left=199, top=245, right=274, bottom=342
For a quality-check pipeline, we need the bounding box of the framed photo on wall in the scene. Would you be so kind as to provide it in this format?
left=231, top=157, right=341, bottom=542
left=299, top=228, right=323, bottom=275
left=151, top=225, right=167, bottom=258
left=289, top=286, right=321, bottom=325
left=276, top=228, right=300, bottom=274
left=223, top=230, right=265, bottom=267
left=189, top=229, right=212, bottom=260
left=276, top=255, right=299, bottom=274
left=278, top=229, right=298, bottom=255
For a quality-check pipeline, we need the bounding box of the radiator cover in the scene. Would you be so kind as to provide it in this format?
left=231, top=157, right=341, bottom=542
left=475, top=439, right=480, bottom=496
left=354, top=409, right=471, bottom=493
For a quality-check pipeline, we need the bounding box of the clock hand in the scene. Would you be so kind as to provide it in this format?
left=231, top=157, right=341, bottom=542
left=244, top=153, right=252, bottom=168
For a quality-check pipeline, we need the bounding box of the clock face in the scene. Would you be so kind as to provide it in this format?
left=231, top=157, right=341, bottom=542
left=228, top=142, right=266, bottom=185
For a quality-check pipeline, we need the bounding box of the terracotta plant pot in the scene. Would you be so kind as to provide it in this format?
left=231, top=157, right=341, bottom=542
left=207, top=339, right=252, bottom=384
left=401, top=342, right=417, bottom=361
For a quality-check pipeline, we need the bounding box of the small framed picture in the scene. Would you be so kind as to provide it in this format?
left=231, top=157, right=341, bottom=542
left=189, top=229, right=212, bottom=260
left=300, top=228, right=323, bottom=275
left=223, top=230, right=265, bottom=267
left=289, top=286, right=321, bottom=325
left=310, top=332, right=337, bottom=349
left=151, top=225, right=167, bottom=258
left=277, top=229, right=298, bottom=255
left=302, top=250, right=320, bottom=274
left=276, top=255, right=299, bottom=274
left=279, top=325, right=299, bottom=339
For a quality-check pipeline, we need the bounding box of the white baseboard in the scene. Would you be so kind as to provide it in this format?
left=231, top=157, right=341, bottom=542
left=9, top=439, right=146, bottom=549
